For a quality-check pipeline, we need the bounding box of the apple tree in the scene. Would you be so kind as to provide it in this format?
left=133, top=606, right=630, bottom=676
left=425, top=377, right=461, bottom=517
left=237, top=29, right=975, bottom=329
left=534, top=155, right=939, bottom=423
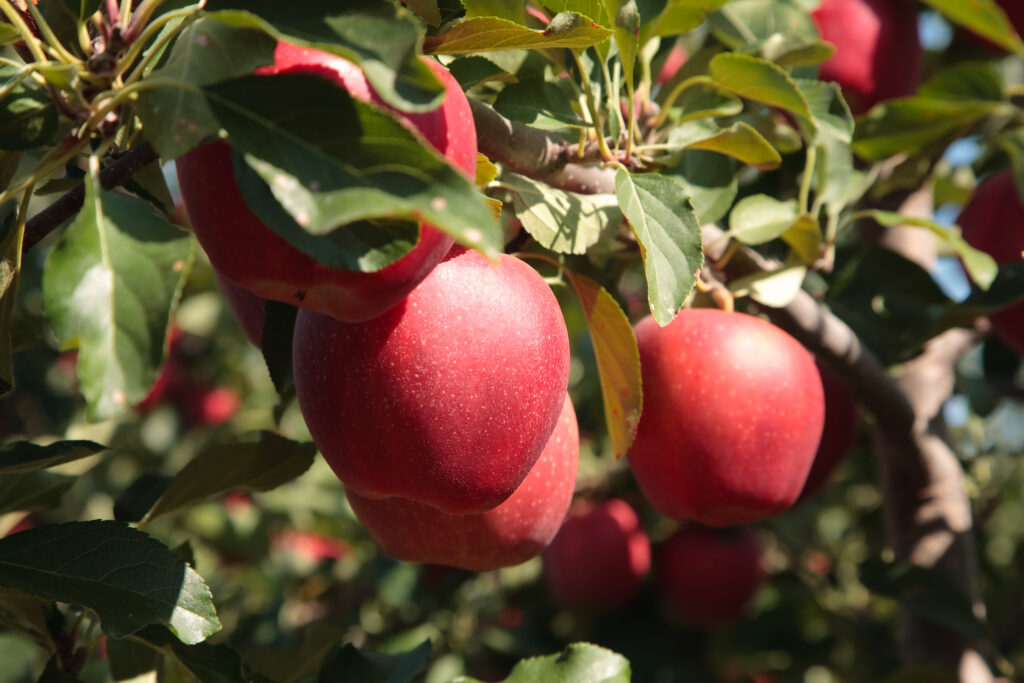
left=0, top=0, right=1023, bottom=681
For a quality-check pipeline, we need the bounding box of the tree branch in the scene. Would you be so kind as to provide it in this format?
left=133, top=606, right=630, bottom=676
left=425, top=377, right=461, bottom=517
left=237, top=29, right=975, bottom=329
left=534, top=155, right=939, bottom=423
left=21, top=141, right=158, bottom=252
left=470, top=97, right=995, bottom=676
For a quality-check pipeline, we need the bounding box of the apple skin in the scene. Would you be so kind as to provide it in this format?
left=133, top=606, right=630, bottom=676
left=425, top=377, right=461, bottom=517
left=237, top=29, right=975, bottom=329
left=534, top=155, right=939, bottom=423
left=346, top=395, right=578, bottom=571
left=958, top=170, right=1024, bottom=354
left=797, top=361, right=860, bottom=501
left=176, top=44, right=476, bottom=323
left=627, top=308, right=825, bottom=527
left=292, top=247, right=571, bottom=515
left=213, top=270, right=266, bottom=348
left=542, top=498, right=651, bottom=610
left=657, top=524, right=765, bottom=627
left=811, top=0, right=922, bottom=114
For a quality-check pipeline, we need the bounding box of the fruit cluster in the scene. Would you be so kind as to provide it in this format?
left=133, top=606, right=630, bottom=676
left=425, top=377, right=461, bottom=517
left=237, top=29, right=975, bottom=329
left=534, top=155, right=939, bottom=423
left=177, top=43, right=866, bottom=622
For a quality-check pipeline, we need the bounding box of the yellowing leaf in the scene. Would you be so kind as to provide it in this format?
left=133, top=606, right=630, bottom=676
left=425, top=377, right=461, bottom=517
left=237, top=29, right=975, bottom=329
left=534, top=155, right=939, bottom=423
left=422, top=14, right=612, bottom=54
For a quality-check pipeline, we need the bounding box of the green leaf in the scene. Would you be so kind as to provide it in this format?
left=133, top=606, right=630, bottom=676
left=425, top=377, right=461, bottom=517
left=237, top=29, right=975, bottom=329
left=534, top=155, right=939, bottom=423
left=502, top=172, right=620, bottom=254
left=867, top=210, right=997, bottom=290
left=0, top=521, right=220, bottom=644
left=0, top=211, right=22, bottom=395
left=206, top=0, right=444, bottom=111
left=615, top=170, right=703, bottom=325
left=648, top=0, right=730, bottom=37
left=107, top=636, right=161, bottom=683
left=457, top=642, right=631, bottom=683
left=919, top=0, right=1024, bottom=55
left=852, top=98, right=996, bottom=161
left=316, top=639, right=432, bottom=683
left=131, top=625, right=244, bottom=683
left=859, top=559, right=989, bottom=641
left=463, top=0, right=527, bottom=23
left=686, top=121, right=781, bottom=169
left=539, top=0, right=609, bottom=26
left=0, top=586, right=52, bottom=648
left=205, top=73, right=502, bottom=264
left=42, top=177, right=194, bottom=421
left=781, top=212, right=823, bottom=264
left=0, top=24, right=20, bottom=45
left=763, top=37, right=835, bottom=68
left=918, top=62, right=1004, bottom=102
left=493, top=78, right=590, bottom=130
left=566, top=271, right=642, bottom=459
left=708, top=0, right=819, bottom=48
left=608, top=0, right=640, bottom=106
left=446, top=56, right=517, bottom=90
left=0, top=440, right=106, bottom=473
left=243, top=623, right=346, bottom=683
left=997, top=129, right=1024, bottom=199
left=141, top=432, right=317, bottom=523
left=796, top=78, right=853, bottom=144
left=136, top=18, right=277, bottom=159
left=709, top=52, right=812, bottom=125
left=0, top=471, right=76, bottom=514
left=666, top=150, right=737, bottom=225
left=114, top=472, right=174, bottom=524
left=662, top=84, right=743, bottom=125
left=728, top=194, right=798, bottom=244
left=0, top=65, right=57, bottom=150
left=730, top=257, right=808, bottom=308
left=404, top=0, right=442, bottom=26
left=422, top=14, right=612, bottom=54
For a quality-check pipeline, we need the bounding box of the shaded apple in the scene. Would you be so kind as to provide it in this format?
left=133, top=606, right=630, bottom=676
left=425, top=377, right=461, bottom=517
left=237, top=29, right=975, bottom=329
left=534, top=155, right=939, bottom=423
left=627, top=308, right=824, bottom=526
left=346, top=395, right=579, bottom=571
left=293, top=247, right=570, bottom=515
left=657, top=524, right=765, bottom=627
left=214, top=270, right=266, bottom=348
left=797, top=361, right=860, bottom=501
left=958, top=170, right=1024, bottom=354
left=176, top=44, right=476, bottom=323
left=811, top=0, right=922, bottom=114
left=542, top=498, right=651, bottom=610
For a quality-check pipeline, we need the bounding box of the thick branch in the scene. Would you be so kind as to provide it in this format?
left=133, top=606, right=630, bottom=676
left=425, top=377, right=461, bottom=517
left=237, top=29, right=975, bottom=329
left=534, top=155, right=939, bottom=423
left=21, top=141, right=158, bottom=252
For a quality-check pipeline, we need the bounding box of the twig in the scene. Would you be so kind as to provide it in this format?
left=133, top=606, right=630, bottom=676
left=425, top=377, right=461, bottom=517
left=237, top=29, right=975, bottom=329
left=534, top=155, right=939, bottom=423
left=21, top=141, right=158, bottom=252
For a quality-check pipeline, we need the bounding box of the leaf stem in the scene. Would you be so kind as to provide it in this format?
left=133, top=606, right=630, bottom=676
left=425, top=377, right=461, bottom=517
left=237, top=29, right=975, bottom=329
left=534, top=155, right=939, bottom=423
left=0, top=3, right=48, bottom=64
left=653, top=75, right=714, bottom=128
left=123, top=0, right=169, bottom=43
left=119, top=2, right=205, bottom=84
left=25, top=2, right=82, bottom=65
left=798, top=144, right=817, bottom=215
left=570, top=49, right=614, bottom=162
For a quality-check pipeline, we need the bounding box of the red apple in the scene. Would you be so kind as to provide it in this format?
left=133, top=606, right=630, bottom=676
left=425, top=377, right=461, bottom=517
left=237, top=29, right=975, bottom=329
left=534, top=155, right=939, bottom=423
left=346, top=395, right=578, bottom=571
left=542, top=498, right=651, bottom=610
left=627, top=308, right=825, bottom=527
left=214, top=270, right=266, bottom=348
left=811, top=0, right=922, bottom=114
left=176, top=44, right=477, bottom=323
left=657, top=42, right=688, bottom=87
left=657, top=524, right=765, bottom=627
left=958, top=170, right=1024, bottom=354
left=797, top=361, right=860, bottom=501
left=292, top=247, right=570, bottom=515
left=182, top=384, right=241, bottom=427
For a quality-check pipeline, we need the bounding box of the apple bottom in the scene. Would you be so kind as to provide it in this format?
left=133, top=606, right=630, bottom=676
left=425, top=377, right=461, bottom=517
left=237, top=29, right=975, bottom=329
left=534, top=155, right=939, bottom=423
left=346, top=395, right=579, bottom=572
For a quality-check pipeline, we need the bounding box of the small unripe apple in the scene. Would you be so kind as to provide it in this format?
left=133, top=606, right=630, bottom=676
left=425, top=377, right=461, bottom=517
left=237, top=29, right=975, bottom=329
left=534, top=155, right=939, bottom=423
left=797, top=361, right=860, bottom=501
left=346, top=395, right=578, bottom=571
left=176, top=44, right=476, bottom=323
left=293, top=247, right=570, bottom=514
left=958, top=170, right=1024, bottom=354
left=657, top=524, right=765, bottom=627
left=542, top=498, right=651, bottom=610
left=627, top=308, right=825, bottom=527
left=811, top=0, right=922, bottom=114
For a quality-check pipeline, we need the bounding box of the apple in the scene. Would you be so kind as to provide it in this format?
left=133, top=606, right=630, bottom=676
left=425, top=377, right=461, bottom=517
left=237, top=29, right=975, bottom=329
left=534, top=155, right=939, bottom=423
left=657, top=524, right=765, bottom=627
left=214, top=270, right=266, bottom=348
left=292, top=247, right=571, bottom=515
left=656, top=42, right=688, bottom=87
left=811, top=0, right=922, bottom=114
left=181, top=384, right=241, bottom=427
left=627, top=308, right=825, bottom=527
left=797, top=361, right=860, bottom=501
left=542, top=498, right=651, bottom=610
left=958, top=170, right=1024, bottom=354
left=176, top=43, right=477, bottom=323
left=345, top=395, right=578, bottom=571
